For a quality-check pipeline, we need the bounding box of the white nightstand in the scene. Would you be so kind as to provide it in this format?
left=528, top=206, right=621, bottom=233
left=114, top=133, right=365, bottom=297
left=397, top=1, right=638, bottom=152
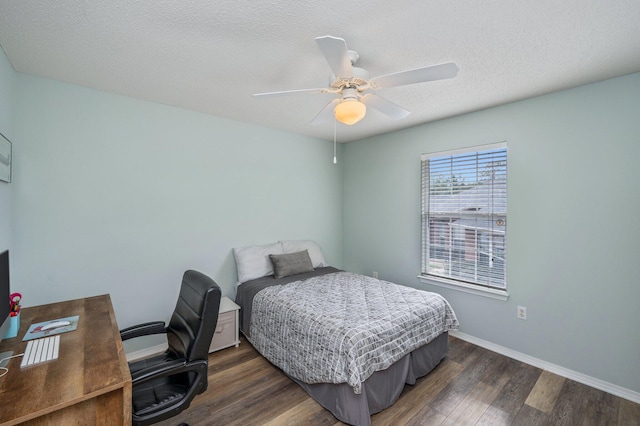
left=209, top=296, right=241, bottom=353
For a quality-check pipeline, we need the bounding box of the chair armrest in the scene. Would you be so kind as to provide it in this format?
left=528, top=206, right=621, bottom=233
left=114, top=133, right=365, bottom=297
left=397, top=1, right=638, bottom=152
left=120, top=321, right=166, bottom=341
left=131, top=358, right=208, bottom=386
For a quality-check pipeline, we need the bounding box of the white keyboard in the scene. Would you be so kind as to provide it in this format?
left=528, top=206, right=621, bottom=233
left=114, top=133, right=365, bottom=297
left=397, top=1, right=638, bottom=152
left=20, top=335, right=60, bottom=367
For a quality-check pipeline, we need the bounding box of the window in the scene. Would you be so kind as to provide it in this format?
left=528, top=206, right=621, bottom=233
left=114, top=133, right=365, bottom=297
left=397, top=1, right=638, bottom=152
left=421, top=143, right=507, bottom=292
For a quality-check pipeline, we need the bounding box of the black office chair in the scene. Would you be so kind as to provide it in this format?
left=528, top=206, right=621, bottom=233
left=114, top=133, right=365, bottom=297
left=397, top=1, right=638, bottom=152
left=120, top=270, right=222, bottom=426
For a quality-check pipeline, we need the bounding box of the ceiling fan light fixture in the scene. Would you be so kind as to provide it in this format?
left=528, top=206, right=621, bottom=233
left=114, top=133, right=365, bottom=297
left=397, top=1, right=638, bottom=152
left=253, top=36, right=459, bottom=129
left=334, top=98, right=366, bottom=125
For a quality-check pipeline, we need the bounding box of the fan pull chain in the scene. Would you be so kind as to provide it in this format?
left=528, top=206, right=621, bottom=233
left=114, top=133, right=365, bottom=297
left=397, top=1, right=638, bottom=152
left=333, top=119, right=337, bottom=164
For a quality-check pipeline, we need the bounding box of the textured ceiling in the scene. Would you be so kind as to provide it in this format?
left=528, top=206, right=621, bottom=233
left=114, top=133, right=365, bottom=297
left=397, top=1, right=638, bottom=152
left=1, top=0, right=639, bottom=142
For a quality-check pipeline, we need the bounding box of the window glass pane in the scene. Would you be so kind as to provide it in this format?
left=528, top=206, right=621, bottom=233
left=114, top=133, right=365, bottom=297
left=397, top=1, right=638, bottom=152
left=421, top=145, right=507, bottom=289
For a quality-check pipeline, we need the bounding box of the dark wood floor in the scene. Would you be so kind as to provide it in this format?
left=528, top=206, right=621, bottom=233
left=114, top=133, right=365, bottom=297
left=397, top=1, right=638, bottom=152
left=158, top=336, right=640, bottom=425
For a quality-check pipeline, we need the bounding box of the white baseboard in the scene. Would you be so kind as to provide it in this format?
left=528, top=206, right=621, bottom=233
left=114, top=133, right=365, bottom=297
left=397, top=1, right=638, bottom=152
left=450, top=331, right=640, bottom=404
left=125, top=343, right=167, bottom=362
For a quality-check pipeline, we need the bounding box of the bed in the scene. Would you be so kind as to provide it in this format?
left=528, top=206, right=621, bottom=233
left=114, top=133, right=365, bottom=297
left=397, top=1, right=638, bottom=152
left=233, top=241, right=459, bottom=425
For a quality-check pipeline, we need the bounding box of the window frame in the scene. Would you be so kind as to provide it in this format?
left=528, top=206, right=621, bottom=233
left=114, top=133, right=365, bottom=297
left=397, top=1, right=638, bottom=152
left=418, top=142, right=509, bottom=300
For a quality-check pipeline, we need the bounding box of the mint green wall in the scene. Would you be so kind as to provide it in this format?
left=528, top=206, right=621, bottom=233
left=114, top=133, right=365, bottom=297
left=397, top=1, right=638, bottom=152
left=11, top=74, right=343, bottom=329
left=343, top=73, right=640, bottom=393
left=0, top=47, right=14, bottom=250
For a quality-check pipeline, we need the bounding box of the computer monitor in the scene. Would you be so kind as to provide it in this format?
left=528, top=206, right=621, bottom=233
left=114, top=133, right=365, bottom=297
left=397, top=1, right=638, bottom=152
left=0, top=250, right=11, bottom=346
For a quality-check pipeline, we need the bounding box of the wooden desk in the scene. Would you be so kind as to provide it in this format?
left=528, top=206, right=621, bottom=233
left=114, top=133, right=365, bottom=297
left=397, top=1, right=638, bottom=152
left=0, top=295, right=132, bottom=425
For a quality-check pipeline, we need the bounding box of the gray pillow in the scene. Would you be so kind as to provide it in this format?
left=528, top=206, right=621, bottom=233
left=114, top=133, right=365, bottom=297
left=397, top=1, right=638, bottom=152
left=269, top=250, right=314, bottom=279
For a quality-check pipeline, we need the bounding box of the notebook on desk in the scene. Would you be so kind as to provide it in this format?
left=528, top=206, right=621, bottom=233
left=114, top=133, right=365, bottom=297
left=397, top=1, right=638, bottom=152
left=23, top=315, right=79, bottom=341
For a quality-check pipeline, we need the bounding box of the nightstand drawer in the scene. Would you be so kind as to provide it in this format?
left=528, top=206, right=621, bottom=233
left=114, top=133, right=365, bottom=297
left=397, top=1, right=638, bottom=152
left=209, top=298, right=240, bottom=352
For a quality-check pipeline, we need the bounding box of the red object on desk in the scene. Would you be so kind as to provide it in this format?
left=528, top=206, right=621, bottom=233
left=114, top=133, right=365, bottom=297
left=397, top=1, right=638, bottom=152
left=9, top=292, right=21, bottom=315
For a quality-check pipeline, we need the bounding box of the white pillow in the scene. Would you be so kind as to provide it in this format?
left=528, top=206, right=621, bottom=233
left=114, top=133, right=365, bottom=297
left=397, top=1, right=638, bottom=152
left=233, top=242, right=284, bottom=283
left=280, top=240, right=326, bottom=268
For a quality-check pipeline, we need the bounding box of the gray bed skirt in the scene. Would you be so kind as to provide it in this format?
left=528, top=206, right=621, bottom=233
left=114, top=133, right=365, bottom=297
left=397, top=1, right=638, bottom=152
left=287, top=331, right=450, bottom=426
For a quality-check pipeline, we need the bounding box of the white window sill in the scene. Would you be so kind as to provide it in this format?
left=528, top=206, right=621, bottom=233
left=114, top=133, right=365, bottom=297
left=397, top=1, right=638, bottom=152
left=416, top=275, right=509, bottom=301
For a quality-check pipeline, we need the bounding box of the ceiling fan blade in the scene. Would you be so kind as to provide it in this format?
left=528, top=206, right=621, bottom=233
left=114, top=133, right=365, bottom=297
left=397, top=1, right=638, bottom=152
left=253, top=88, right=328, bottom=98
left=361, top=94, right=410, bottom=120
left=310, top=98, right=341, bottom=126
left=315, top=36, right=354, bottom=78
left=370, top=62, right=459, bottom=89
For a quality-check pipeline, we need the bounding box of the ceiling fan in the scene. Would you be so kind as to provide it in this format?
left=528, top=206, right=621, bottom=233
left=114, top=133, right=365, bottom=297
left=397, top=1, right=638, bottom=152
left=253, top=36, right=459, bottom=126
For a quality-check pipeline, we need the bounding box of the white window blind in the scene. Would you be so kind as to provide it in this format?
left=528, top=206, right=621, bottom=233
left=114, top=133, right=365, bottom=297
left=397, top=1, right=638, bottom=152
left=421, top=143, right=507, bottom=289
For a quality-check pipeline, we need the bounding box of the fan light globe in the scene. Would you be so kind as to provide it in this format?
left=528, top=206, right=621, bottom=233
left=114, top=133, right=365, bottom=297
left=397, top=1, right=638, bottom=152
left=334, top=99, right=366, bottom=125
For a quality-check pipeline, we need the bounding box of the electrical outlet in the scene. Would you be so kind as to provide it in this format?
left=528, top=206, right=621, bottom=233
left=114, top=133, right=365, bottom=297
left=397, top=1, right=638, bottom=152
left=517, top=306, right=527, bottom=320
left=372, top=271, right=379, bottom=279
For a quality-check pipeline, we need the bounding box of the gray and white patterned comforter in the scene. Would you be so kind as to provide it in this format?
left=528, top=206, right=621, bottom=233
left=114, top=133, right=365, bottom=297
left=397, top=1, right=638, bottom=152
left=248, top=271, right=459, bottom=394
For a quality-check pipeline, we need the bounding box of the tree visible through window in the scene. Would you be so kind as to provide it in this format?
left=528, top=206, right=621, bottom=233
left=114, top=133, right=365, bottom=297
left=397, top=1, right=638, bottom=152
left=421, top=143, right=507, bottom=289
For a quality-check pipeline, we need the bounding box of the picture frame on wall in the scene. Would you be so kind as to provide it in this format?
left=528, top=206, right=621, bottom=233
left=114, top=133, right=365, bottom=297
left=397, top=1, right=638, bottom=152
left=0, top=132, right=11, bottom=183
